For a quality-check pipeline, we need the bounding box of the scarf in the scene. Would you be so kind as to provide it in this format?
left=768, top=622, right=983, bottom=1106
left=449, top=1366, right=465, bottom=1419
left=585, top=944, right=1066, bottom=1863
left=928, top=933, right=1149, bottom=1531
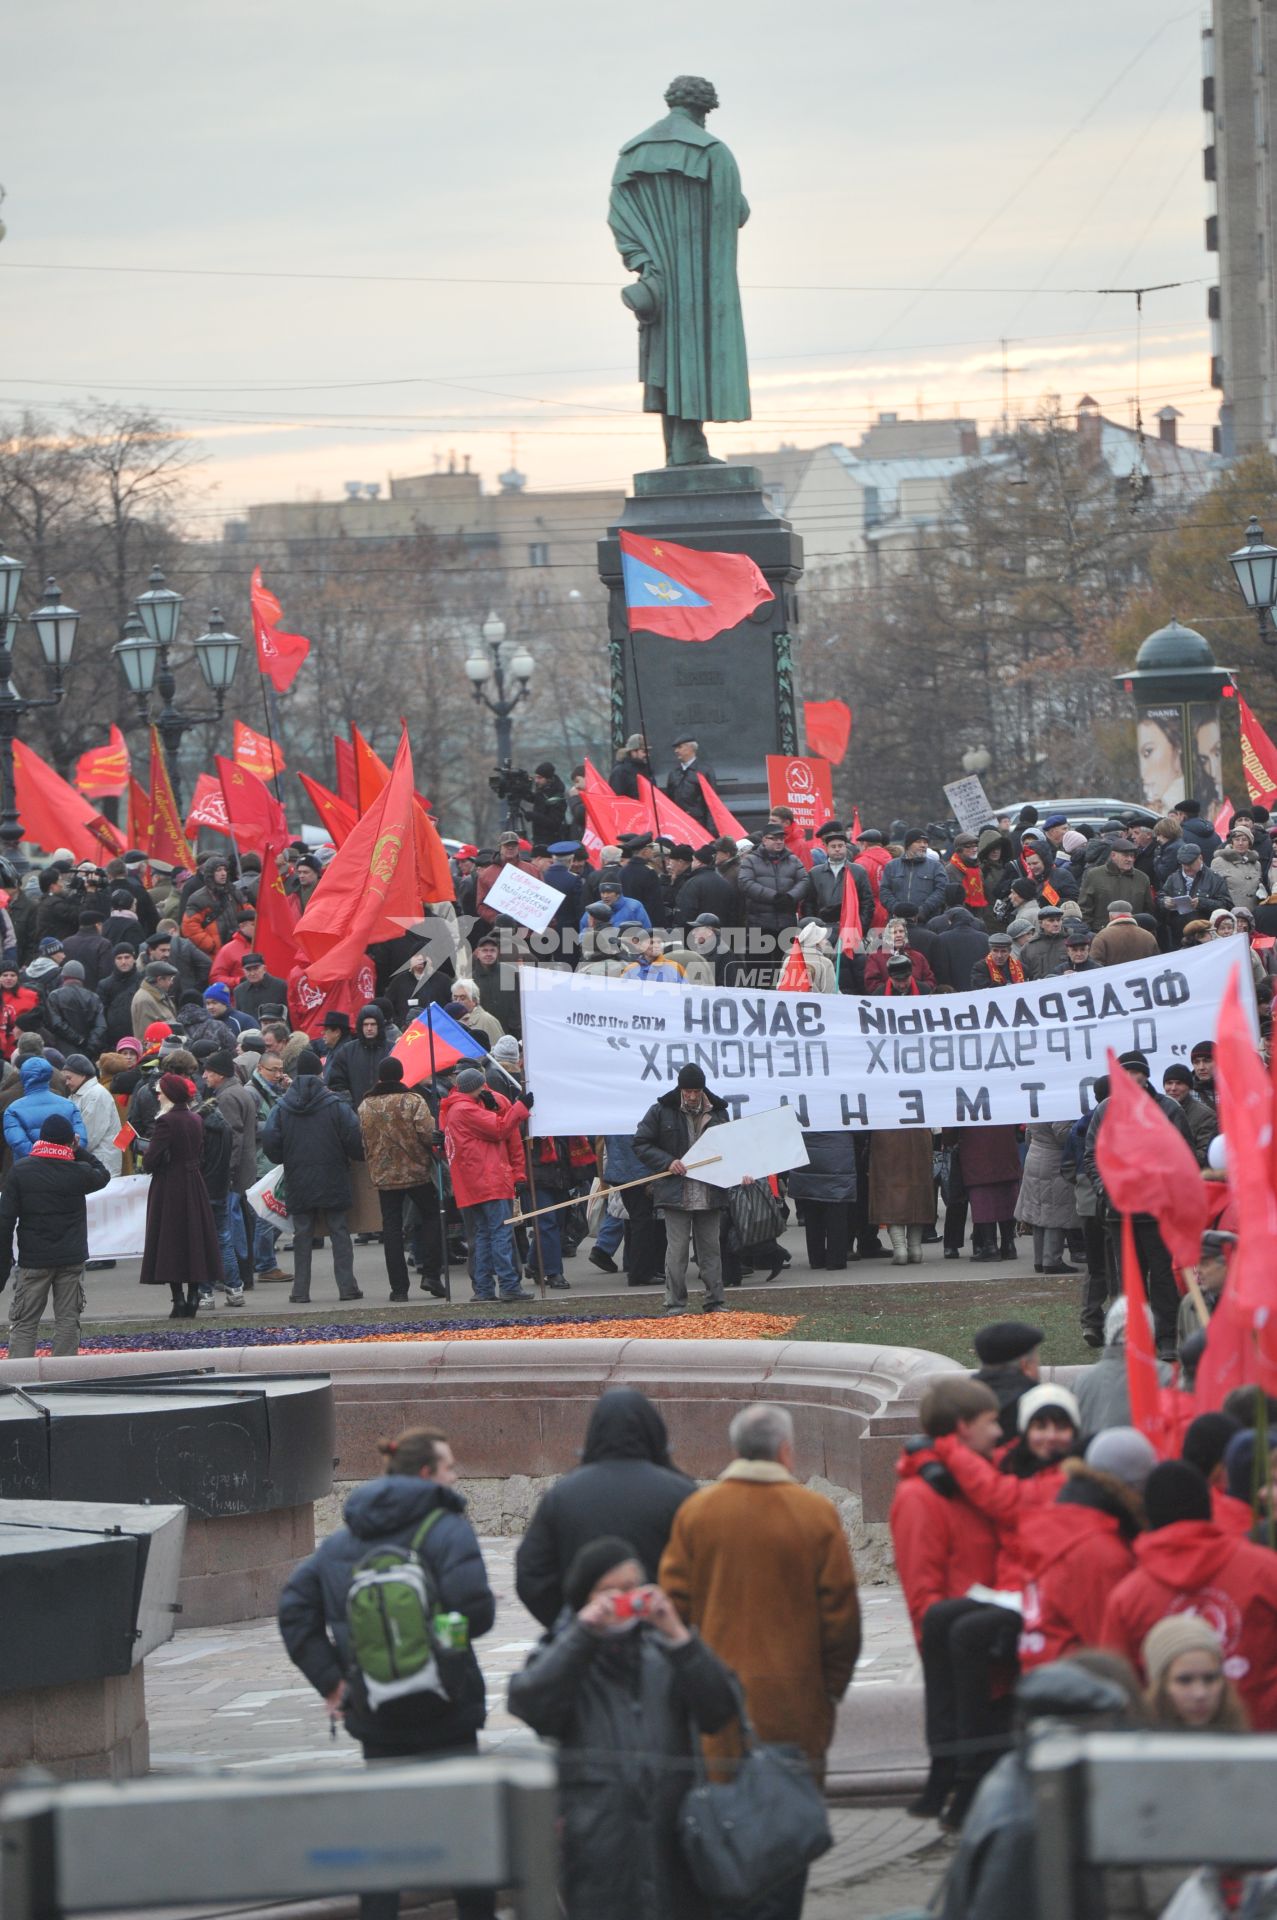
left=31, top=1140, right=75, bottom=1161
left=984, top=954, right=1026, bottom=986
left=950, top=855, right=986, bottom=910
left=884, top=976, right=920, bottom=995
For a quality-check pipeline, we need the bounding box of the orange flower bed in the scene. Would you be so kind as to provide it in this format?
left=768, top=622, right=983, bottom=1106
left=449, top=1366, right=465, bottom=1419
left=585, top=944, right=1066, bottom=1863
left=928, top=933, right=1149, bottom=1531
left=294, top=1311, right=800, bottom=1345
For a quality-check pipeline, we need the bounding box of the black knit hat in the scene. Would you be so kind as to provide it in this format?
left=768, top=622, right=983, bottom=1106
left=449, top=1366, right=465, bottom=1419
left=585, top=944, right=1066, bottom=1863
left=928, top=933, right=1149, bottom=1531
left=563, top=1536, right=641, bottom=1611
left=295, top=1049, right=323, bottom=1077
left=1143, top=1460, right=1212, bottom=1529
left=40, top=1114, right=75, bottom=1145
left=377, top=1058, right=405, bottom=1088
left=204, top=1049, right=236, bottom=1078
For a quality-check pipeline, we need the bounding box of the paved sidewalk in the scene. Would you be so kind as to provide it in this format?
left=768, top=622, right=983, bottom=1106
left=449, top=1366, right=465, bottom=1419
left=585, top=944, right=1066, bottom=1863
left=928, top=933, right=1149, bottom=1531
left=145, top=1539, right=943, bottom=1915
left=71, top=1232, right=1045, bottom=1328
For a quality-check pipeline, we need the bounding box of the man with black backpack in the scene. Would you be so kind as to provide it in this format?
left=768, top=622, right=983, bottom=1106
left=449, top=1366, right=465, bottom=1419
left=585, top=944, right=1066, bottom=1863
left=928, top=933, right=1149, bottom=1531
left=278, top=1425, right=496, bottom=1920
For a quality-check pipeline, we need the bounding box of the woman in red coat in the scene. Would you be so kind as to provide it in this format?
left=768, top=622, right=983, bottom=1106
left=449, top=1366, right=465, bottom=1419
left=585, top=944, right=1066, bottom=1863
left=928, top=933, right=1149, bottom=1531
left=140, top=1071, right=221, bottom=1317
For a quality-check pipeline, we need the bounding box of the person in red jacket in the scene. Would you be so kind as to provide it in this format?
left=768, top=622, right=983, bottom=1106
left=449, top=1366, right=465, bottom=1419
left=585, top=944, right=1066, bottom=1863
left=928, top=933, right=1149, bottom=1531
left=0, top=963, right=41, bottom=1060
left=889, top=1376, right=1001, bottom=1824
left=1101, top=1459, right=1277, bottom=1731
left=1017, top=1426, right=1157, bottom=1672
left=209, top=914, right=255, bottom=990
left=439, top=1067, right=532, bottom=1304
left=929, top=1382, right=1083, bottom=1592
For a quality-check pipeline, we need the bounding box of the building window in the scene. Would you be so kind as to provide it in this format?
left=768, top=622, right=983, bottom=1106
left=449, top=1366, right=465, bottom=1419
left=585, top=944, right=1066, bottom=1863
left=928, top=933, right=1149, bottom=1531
left=528, top=542, right=550, bottom=568
left=1255, top=90, right=1265, bottom=147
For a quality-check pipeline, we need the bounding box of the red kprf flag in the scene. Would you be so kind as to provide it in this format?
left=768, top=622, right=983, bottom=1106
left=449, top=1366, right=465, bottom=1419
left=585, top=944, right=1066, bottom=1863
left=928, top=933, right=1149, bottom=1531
left=185, top=773, right=231, bottom=838
left=233, top=718, right=285, bottom=781
left=250, top=566, right=311, bottom=694
left=75, top=725, right=130, bottom=800
left=146, top=727, right=195, bottom=868
left=216, top=754, right=289, bottom=856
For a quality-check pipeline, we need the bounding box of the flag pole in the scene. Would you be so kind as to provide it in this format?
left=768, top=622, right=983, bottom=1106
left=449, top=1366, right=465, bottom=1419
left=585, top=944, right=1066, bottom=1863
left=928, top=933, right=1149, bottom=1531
left=626, top=631, right=674, bottom=854
left=425, top=1014, right=451, bottom=1304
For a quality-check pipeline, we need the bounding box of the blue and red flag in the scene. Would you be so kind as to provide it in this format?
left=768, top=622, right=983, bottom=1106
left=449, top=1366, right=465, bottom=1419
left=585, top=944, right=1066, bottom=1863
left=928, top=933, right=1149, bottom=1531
left=390, top=1004, right=486, bottom=1085
left=618, top=530, right=773, bottom=643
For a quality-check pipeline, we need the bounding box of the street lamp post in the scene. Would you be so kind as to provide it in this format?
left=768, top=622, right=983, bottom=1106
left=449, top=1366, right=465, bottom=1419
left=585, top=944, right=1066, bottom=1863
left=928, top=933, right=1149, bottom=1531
left=112, top=566, right=242, bottom=812
left=0, top=549, right=81, bottom=867
left=1228, top=516, right=1277, bottom=643
left=464, top=613, right=536, bottom=829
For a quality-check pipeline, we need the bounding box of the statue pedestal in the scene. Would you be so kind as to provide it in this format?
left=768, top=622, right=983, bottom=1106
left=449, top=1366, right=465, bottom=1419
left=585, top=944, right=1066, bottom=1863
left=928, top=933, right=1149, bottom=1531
left=597, top=463, right=804, bottom=825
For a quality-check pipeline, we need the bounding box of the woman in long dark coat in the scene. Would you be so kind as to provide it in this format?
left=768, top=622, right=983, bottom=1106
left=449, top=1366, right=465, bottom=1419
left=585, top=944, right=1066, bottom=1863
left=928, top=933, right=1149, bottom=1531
left=140, top=1071, right=221, bottom=1317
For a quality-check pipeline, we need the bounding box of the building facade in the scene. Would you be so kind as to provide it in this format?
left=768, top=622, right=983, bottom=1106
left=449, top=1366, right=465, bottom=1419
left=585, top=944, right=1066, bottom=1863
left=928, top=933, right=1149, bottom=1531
left=1204, top=1, right=1277, bottom=454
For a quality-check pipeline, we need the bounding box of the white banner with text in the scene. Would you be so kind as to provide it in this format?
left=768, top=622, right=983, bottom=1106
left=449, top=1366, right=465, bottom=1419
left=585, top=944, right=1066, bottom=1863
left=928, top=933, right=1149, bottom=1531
left=519, top=938, right=1255, bottom=1136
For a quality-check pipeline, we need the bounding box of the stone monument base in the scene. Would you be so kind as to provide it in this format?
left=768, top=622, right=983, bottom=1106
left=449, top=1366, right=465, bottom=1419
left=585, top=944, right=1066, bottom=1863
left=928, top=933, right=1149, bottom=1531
left=0, top=1665, right=147, bottom=1784
left=179, top=1503, right=317, bottom=1628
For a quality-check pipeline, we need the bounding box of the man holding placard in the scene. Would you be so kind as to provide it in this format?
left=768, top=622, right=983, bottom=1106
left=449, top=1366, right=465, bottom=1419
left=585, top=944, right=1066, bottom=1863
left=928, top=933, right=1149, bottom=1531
left=633, top=1063, right=731, bottom=1317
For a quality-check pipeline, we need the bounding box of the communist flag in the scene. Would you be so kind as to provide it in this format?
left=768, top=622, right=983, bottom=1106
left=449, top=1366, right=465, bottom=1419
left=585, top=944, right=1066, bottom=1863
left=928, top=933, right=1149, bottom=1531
left=254, top=838, right=301, bottom=977
left=127, top=776, right=151, bottom=852
left=299, top=772, right=357, bottom=848
left=1238, top=693, right=1277, bottom=807
left=293, top=728, right=420, bottom=983
left=185, top=773, right=230, bottom=838
left=146, top=727, right=195, bottom=868
left=250, top=566, right=311, bottom=694
left=75, top=724, right=130, bottom=800
left=391, top=1004, right=486, bottom=1086
left=697, top=776, right=747, bottom=842
left=12, top=739, right=123, bottom=862
left=334, top=734, right=358, bottom=809
left=233, top=718, right=285, bottom=781
left=353, top=727, right=391, bottom=813
left=215, top=755, right=288, bottom=856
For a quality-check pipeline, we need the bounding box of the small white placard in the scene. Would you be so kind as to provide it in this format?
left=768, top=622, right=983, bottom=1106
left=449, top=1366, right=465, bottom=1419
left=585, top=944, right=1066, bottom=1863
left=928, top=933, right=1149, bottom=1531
left=484, top=862, right=563, bottom=934
left=943, top=774, right=994, bottom=837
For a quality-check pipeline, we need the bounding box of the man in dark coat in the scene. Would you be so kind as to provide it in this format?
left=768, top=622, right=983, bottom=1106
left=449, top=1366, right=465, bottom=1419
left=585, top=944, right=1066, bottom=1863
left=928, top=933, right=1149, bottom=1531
left=737, top=823, right=809, bottom=934
left=528, top=763, right=568, bottom=844
left=204, top=1048, right=259, bottom=1296
left=616, top=834, right=666, bottom=925
left=325, top=1003, right=392, bottom=1108
left=971, top=1320, right=1044, bottom=1441
left=676, top=842, right=741, bottom=928
left=43, top=961, right=107, bottom=1059
left=35, top=866, right=82, bottom=945
left=262, top=1050, right=365, bottom=1304
left=516, top=1389, right=694, bottom=1627
left=543, top=842, right=585, bottom=938
left=233, top=952, right=289, bottom=1023
left=930, top=902, right=990, bottom=992
left=278, top=1424, right=498, bottom=1920
left=663, top=734, right=716, bottom=826
left=633, top=1063, right=732, bottom=1315
left=880, top=831, right=948, bottom=923
left=808, top=821, right=873, bottom=956
left=63, top=908, right=115, bottom=987
left=0, top=1112, right=110, bottom=1357
left=1159, top=841, right=1232, bottom=946
left=100, top=946, right=140, bottom=1042
left=609, top=732, right=650, bottom=800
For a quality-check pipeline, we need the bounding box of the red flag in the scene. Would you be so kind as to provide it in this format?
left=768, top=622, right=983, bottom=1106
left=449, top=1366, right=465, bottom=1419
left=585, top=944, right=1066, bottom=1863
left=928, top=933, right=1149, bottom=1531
left=250, top=566, right=311, bottom=693
left=777, top=940, right=812, bottom=992
left=581, top=758, right=649, bottom=844
left=333, top=734, right=358, bottom=810
left=146, top=727, right=195, bottom=869
left=254, top=839, right=301, bottom=978
left=233, top=718, right=285, bottom=781
left=803, top=699, right=852, bottom=766
left=837, top=861, right=863, bottom=957
left=215, top=755, right=288, bottom=856
left=353, top=727, right=391, bottom=814
left=112, top=1119, right=137, bottom=1153
left=697, top=776, right=747, bottom=842
left=1095, top=1051, right=1208, bottom=1270
left=1214, top=795, right=1235, bottom=840
left=1239, top=694, right=1277, bottom=807
left=636, top=775, right=713, bottom=848
left=851, top=806, right=863, bottom=841
left=1119, top=1211, right=1173, bottom=1453
left=294, top=729, right=420, bottom=983
left=298, top=771, right=357, bottom=848
left=411, top=797, right=455, bottom=905
left=75, top=725, right=130, bottom=800
left=127, top=776, right=151, bottom=853
left=185, top=773, right=231, bottom=838
left=12, top=739, right=122, bottom=863
left=619, top=530, right=774, bottom=642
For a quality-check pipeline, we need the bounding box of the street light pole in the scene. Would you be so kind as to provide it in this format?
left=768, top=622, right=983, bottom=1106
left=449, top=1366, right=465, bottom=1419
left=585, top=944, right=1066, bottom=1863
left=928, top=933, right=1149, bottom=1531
left=1228, top=516, right=1277, bottom=643
left=0, top=553, right=81, bottom=868
left=113, top=569, right=242, bottom=813
left=464, top=614, right=536, bottom=832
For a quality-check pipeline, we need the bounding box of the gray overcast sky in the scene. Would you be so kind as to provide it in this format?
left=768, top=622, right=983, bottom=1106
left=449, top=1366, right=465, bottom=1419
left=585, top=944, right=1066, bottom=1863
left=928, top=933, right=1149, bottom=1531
left=3, top=0, right=1208, bottom=524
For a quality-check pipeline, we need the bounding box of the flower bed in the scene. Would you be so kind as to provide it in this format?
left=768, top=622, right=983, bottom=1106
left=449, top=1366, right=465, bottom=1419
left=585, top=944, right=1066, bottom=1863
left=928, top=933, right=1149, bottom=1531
left=5, top=1310, right=800, bottom=1356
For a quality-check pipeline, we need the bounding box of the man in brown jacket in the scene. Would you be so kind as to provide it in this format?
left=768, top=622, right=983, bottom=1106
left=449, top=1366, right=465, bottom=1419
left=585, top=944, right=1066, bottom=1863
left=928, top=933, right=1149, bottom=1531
left=1089, top=900, right=1159, bottom=968
left=660, top=1403, right=860, bottom=1920
left=357, top=1058, right=445, bottom=1301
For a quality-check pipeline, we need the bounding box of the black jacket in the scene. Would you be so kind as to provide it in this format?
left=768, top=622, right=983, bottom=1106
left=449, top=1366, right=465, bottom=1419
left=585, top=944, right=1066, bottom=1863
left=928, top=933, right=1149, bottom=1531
left=100, top=967, right=140, bottom=1041
left=609, top=753, right=650, bottom=800
left=508, top=1617, right=738, bottom=1920
left=664, top=758, right=717, bottom=826
left=676, top=866, right=741, bottom=928
left=278, top=1473, right=494, bottom=1752
left=808, top=860, right=874, bottom=934
left=0, top=1145, right=111, bottom=1279
left=737, top=846, right=810, bottom=932
left=62, top=930, right=115, bottom=987
left=633, top=1087, right=731, bottom=1210
left=931, top=907, right=991, bottom=992
left=620, top=857, right=665, bottom=925
left=234, top=972, right=289, bottom=1020
left=44, top=982, right=107, bottom=1057
left=198, top=1098, right=235, bottom=1202
left=325, top=1003, right=392, bottom=1107
left=515, top=1390, right=695, bottom=1628
left=528, top=774, right=568, bottom=845
left=262, top=1074, right=364, bottom=1211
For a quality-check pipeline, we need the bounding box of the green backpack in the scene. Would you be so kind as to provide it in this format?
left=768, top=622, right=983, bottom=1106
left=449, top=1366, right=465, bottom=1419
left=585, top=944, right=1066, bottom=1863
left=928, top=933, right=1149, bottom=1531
left=346, top=1510, right=451, bottom=1710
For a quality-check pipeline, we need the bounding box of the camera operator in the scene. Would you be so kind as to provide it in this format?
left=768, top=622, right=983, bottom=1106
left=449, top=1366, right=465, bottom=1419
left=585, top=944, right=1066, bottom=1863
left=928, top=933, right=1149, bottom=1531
left=36, top=863, right=84, bottom=945
left=528, top=762, right=568, bottom=844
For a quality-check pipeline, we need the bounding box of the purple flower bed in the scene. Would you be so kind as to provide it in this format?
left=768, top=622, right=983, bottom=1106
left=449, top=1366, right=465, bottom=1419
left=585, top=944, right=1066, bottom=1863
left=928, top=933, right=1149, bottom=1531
left=2, top=1312, right=627, bottom=1355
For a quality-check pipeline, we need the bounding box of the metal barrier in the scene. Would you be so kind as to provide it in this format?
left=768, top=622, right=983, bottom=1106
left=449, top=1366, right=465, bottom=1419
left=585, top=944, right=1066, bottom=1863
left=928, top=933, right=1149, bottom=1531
left=1030, top=1730, right=1277, bottom=1920
left=0, top=1752, right=559, bottom=1920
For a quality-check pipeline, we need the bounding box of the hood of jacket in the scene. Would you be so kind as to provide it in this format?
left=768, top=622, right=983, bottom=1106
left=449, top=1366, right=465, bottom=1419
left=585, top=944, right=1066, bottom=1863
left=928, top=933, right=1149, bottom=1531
left=19, top=1057, right=53, bottom=1092
left=1182, top=817, right=1219, bottom=852
left=580, top=1387, right=673, bottom=1467
left=343, top=1473, right=466, bottom=1539
left=280, top=1075, right=334, bottom=1116
left=940, top=906, right=979, bottom=930
left=1133, top=1517, right=1236, bottom=1589
left=1015, top=1662, right=1130, bottom=1721
left=895, top=1439, right=957, bottom=1497
left=353, top=1002, right=387, bottom=1045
